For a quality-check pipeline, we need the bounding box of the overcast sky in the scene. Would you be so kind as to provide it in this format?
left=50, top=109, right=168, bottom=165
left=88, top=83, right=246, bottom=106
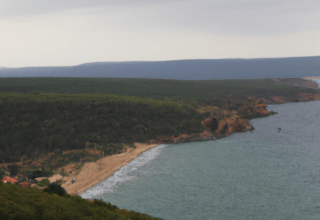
left=1, top=0, right=320, bottom=67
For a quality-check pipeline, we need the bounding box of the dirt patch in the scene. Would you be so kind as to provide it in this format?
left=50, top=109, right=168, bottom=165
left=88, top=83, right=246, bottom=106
left=48, top=174, right=63, bottom=183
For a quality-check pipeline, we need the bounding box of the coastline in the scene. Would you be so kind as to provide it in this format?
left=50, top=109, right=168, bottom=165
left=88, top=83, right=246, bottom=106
left=54, top=131, right=244, bottom=196
left=51, top=102, right=267, bottom=196
left=51, top=143, right=159, bottom=195
left=50, top=97, right=294, bottom=196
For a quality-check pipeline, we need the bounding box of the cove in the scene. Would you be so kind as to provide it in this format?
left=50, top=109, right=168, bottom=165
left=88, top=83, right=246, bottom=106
left=82, top=101, right=320, bottom=220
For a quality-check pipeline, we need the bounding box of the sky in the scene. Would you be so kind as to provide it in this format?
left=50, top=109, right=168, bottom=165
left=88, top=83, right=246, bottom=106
left=0, top=0, right=320, bottom=67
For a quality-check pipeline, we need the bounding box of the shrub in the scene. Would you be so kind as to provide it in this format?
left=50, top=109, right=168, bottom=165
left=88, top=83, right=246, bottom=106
left=38, top=178, right=50, bottom=187
left=54, top=149, right=63, bottom=155
left=59, top=169, right=66, bottom=177
left=94, top=199, right=118, bottom=211
left=30, top=169, right=54, bottom=180
left=7, top=164, right=21, bottom=177
left=0, top=169, right=6, bottom=179
left=44, top=183, right=67, bottom=196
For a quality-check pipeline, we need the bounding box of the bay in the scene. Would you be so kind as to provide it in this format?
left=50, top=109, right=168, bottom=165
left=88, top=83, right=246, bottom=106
left=82, top=100, right=320, bottom=220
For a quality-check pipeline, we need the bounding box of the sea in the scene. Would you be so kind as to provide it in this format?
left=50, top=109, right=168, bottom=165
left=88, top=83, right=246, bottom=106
left=82, top=100, right=320, bottom=220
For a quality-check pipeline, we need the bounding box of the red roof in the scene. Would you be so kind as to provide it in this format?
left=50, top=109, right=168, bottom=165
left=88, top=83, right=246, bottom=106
left=20, top=182, right=31, bottom=188
left=2, top=176, right=10, bottom=182
left=2, top=176, right=17, bottom=184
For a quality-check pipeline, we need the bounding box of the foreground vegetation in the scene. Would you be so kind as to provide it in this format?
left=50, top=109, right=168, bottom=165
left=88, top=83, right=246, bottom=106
left=0, top=181, right=162, bottom=220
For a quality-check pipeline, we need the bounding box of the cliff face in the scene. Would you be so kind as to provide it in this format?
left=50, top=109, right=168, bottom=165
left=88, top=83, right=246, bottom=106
left=237, top=100, right=276, bottom=119
left=202, top=115, right=254, bottom=136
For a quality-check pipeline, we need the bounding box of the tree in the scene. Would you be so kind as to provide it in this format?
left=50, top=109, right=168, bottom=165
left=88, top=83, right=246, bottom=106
left=44, top=183, right=67, bottom=196
left=30, top=169, right=54, bottom=180
left=7, top=164, right=20, bottom=177
left=0, top=169, right=6, bottom=179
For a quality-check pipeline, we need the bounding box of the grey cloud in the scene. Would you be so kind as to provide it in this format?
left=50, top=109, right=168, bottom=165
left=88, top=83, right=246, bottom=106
left=104, top=0, right=320, bottom=36
left=1, top=0, right=319, bottom=36
left=0, top=0, right=174, bottom=19
left=2, top=0, right=319, bottom=18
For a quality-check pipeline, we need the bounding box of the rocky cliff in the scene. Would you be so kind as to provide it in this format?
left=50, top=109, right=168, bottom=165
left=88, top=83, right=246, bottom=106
left=146, top=98, right=280, bottom=144
left=237, top=100, right=277, bottom=119
left=202, top=115, right=254, bottom=136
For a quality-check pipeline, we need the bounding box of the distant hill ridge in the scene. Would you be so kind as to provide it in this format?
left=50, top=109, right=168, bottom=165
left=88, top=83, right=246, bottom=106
left=1, top=56, right=320, bottom=79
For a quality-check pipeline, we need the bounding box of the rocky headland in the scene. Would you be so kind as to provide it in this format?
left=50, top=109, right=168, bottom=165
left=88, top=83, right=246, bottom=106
left=150, top=99, right=275, bottom=145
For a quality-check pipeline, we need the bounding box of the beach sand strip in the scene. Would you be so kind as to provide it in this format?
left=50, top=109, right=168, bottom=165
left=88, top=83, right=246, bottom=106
left=49, top=143, right=159, bottom=195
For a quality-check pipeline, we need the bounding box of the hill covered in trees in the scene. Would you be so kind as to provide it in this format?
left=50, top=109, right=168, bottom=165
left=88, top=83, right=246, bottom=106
left=0, top=181, right=162, bottom=219
left=0, top=77, right=318, bottom=104
left=1, top=77, right=319, bottom=165
left=0, top=93, right=204, bottom=164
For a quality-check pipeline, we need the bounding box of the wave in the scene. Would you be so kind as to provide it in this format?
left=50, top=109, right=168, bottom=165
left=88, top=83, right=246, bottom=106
left=81, top=144, right=168, bottom=199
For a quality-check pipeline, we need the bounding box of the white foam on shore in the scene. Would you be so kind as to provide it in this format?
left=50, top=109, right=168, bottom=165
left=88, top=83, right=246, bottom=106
left=81, top=144, right=168, bottom=199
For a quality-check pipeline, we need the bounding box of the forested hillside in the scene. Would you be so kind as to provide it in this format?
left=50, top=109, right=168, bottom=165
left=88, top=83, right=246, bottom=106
left=0, top=77, right=318, bottom=103
left=0, top=93, right=204, bottom=163
left=1, top=77, right=319, bottom=164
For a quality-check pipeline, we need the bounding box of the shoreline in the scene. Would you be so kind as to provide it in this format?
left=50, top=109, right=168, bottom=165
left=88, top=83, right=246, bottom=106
left=48, top=96, right=311, bottom=196
left=55, top=132, right=241, bottom=196
left=50, top=143, right=159, bottom=196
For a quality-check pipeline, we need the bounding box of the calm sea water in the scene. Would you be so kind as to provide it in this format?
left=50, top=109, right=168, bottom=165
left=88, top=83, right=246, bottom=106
left=82, top=101, right=320, bottom=220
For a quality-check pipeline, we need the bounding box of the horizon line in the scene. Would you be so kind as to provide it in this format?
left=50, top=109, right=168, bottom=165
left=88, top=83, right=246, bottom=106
left=1, top=55, right=320, bottom=69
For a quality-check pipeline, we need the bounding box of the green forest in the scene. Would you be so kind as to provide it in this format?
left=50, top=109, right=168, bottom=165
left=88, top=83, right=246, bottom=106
left=0, top=93, right=205, bottom=163
left=1, top=77, right=318, bottom=164
left=0, top=77, right=318, bottom=102
left=0, top=181, right=162, bottom=220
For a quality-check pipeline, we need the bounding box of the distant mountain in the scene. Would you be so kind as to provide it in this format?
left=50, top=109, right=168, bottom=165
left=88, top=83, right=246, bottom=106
left=1, top=56, right=320, bottom=79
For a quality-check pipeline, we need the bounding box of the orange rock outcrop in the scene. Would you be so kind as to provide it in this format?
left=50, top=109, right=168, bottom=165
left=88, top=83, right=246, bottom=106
left=202, top=116, right=254, bottom=135
left=237, top=100, right=276, bottom=118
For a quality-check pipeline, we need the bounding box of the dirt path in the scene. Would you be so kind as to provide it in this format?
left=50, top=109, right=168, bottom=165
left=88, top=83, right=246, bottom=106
left=57, top=143, right=159, bottom=195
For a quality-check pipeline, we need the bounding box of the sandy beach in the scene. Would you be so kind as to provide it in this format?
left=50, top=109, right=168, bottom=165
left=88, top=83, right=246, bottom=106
left=49, top=143, right=159, bottom=195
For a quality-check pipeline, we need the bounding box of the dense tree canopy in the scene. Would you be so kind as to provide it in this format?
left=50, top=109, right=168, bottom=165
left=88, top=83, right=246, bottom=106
left=0, top=93, right=205, bottom=163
